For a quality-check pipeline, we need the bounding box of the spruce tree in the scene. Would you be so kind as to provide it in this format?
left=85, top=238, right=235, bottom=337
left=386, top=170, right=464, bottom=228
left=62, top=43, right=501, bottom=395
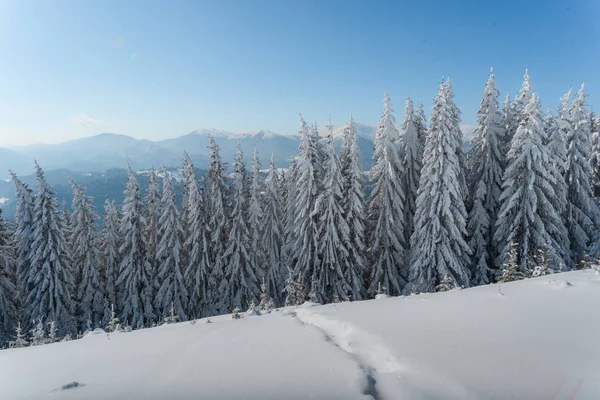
left=313, top=121, right=351, bottom=302
left=409, top=81, right=471, bottom=293
left=495, top=93, right=568, bottom=272
left=156, top=169, right=187, bottom=321
left=367, top=92, right=407, bottom=296
left=0, top=209, right=17, bottom=347
left=589, top=116, right=600, bottom=199
left=339, top=115, right=367, bottom=301
left=117, top=166, right=155, bottom=328
left=248, top=149, right=266, bottom=286
left=565, top=83, right=599, bottom=265
left=401, top=97, right=423, bottom=252
left=290, top=115, right=321, bottom=300
left=224, top=143, right=259, bottom=309
left=70, top=179, right=104, bottom=330
left=181, top=153, right=209, bottom=318
left=206, top=135, right=230, bottom=315
left=25, top=162, right=75, bottom=336
left=467, top=69, right=505, bottom=285
left=415, top=100, right=428, bottom=147
left=144, top=168, right=161, bottom=315
left=100, top=199, right=121, bottom=319
left=501, top=91, right=518, bottom=160
left=263, top=155, right=284, bottom=305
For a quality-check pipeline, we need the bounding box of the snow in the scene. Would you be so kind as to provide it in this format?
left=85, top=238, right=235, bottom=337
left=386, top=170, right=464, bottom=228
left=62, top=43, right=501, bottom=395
left=0, top=197, right=8, bottom=205
left=2, top=270, right=599, bottom=400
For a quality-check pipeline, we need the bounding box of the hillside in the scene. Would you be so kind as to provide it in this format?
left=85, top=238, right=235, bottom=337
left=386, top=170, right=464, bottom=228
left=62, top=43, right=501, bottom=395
left=1, top=269, right=598, bottom=400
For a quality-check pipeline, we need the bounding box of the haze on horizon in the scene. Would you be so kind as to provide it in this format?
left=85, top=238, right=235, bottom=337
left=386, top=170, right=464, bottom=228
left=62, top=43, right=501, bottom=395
left=0, top=0, right=598, bottom=146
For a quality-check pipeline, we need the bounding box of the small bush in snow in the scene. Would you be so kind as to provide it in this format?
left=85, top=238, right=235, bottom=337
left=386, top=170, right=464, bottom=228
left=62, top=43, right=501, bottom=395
left=9, top=323, right=28, bottom=348
left=246, top=300, right=257, bottom=316
left=232, top=308, right=242, bottom=320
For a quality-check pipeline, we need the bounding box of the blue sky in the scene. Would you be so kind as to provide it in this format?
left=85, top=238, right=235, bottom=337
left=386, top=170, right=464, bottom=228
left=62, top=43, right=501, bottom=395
left=0, top=0, right=598, bottom=145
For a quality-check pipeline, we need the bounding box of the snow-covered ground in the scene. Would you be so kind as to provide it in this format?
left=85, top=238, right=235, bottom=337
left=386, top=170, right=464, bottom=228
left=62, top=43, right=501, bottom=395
left=1, top=269, right=599, bottom=400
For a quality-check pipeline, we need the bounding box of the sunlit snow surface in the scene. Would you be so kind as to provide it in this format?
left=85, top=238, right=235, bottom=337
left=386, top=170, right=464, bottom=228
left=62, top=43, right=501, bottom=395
left=1, top=270, right=599, bottom=400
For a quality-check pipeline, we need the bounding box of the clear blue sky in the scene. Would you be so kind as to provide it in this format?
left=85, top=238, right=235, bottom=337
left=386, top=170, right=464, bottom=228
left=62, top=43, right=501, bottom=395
left=0, top=0, right=598, bottom=145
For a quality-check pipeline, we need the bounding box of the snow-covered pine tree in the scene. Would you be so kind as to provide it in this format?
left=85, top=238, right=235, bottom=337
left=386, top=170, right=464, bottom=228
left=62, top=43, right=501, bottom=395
left=546, top=112, right=567, bottom=175
left=248, top=149, right=266, bottom=287
left=105, top=303, right=119, bottom=333
left=24, top=163, right=75, bottom=336
left=313, top=120, right=351, bottom=303
left=9, top=171, right=35, bottom=307
left=531, top=245, right=553, bottom=277
left=144, top=168, right=161, bottom=316
left=117, top=166, right=155, bottom=328
left=156, top=168, right=187, bottom=321
left=497, top=242, right=527, bottom=283
left=513, top=68, right=533, bottom=124
left=283, top=268, right=297, bottom=307
left=29, top=320, right=47, bottom=346
left=69, top=179, right=104, bottom=330
left=494, top=93, right=569, bottom=272
left=181, top=153, right=209, bottom=318
left=224, top=143, right=259, bottom=310
left=281, top=158, right=298, bottom=287
left=47, top=320, right=57, bottom=343
left=415, top=100, right=428, bottom=147
left=339, top=115, right=367, bottom=301
left=0, top=209, right=17, bottom=347
left=467, top=69, right=505, bottom=285
left=409, top=81, right=471, bottom=293
left=100, top=199, right=121, bottom=320
left=367, top=92, right=407, bottom=296
left=290, top=115, right=321, bottom=300
left=444, top=78, right=469, bottom=197
left=501, top=91, right=518, bottom=160
left=565, top=83, right=600, bottom=265
left=9, top=322, right=28, bottom=348
left=206, top=135, right=230, bottom=315
left=263, top=154, right=284, bottom=305
left=589, top=116, right=600, bottom=199
left=402, top=97, right=423, bottom=253
left=435, top=275, right=456, bottom=292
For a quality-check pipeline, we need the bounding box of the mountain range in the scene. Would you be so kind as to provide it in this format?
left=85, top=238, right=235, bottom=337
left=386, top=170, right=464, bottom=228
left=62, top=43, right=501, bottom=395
left=0, top=123, right=381, bottom=180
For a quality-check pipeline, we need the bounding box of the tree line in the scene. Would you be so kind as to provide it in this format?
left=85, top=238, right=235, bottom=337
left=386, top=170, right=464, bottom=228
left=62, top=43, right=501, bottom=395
left=1, top=68, right=599, bottom=347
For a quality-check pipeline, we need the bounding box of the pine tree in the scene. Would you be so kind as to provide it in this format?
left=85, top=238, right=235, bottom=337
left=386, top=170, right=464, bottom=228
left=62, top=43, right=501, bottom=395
left=467, top=69, right=505, bottom=285
left=0, top=209, right=17, bottom=347
left=30, top=320, right=47, bottom=346
left=248, top=149, right=266, bottom=287
left=9, top=322, right=28, bottom=348
left=100, top=199, right=121, bottom=320
left=501, top=91, right=518, bottom=160
left=339, top=115, right=367, bottom=301
left=105, top=303, right=119, bottom=333
left=290, top=115, right=321, bottom=300
left=9, top=171, right=35, bottom=310
left=367, top=92, right=407, bottom=296
left=313, top=120, right=351, bottom=303
left=532, top=245, right=553, bottom=277
left=144, top=168, right=161, bottom=315
left=283, top=268, right=297, bottom=307
left=565, top=83, right=599, bottom=265
left=206, top=135, right=230, bottom=315
left=181, top=153, right=209, bottom=318
left=415, top=100, right=428, bottom=147
left=281, top=158, right=298, bottom=288
left=117, top=166, right=154, bottom=328
left=409, top=81, right=471, bottom=293
left=156, top=169, right=187, bottom=321
left=402, top=97, right=424, bottom=253
left=47, top=320, right=58, bottom=343
left=224, top=143, right=259, bottom=309
left=495, top=93, right=569, bottom=272
left=25, top=163, right=75, bottom=336
left=263, top=155, right=284, bottom=305
left=513, top=68, right=533, bottom=124
left=589, top=116, right=600, bottom=199
left=70, top=179, right=104, bottom=330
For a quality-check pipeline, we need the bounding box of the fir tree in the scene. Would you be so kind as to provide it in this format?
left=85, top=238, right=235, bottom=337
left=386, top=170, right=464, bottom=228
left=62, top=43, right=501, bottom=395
left=402, top=96, right=424, bottom=252
left=531, top=245, right=553, bottom=277
left=100, top=199, right=121, bottom=321
left=339, top=115, right=367, bottom=301
left=181, top=154, right=209, bottom=318
left=9, top=322, right=28, bottom=348
left=589, top=116, right=600, bottom=199
left=495, top=93, right=569, bottom=272
left=47, top=320, right=58, bottom=343
left=501, top=91, right=518, bottom=160
left=248, top=149, right=266, bottom=288
left=70, top=179, right=104, bottom=330
left=313, top=120, right=351, bottom=303
left=283, top=268, right=297, bottom=307
left=263, top=155, right=284, bottom=305
left=206, top=135, right=230, bottom=315
left=105, top=303, right=119, bottom=333
left=467, top=69, right=505, bottom=285
left=409, top=81, right=471, bottom=293
left=9, top=171, right=35, bottom=310
left=415, top=100, right=428, bottom=147
left=290, top=115, right=321, bottom=300
left=224, top=143, right=259, bottom=309
left=144, top=168, right=161, bottom=315
left=367, top=92, right=407, bottom=296
left=565, top=83, right=599, bottom=265
left=0, top=209, right=17, bottom=347
left=30, top=320, right=47, bottom=346
left=25, top=162, right=75, bottom=336
left=117, top=166, right=155, bottom=328
left=156, top=169, right=188, bottom=321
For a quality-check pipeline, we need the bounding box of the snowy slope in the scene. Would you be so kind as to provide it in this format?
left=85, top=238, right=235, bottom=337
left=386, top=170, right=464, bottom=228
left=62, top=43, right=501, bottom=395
left=1, top=270, right=599, bottom=400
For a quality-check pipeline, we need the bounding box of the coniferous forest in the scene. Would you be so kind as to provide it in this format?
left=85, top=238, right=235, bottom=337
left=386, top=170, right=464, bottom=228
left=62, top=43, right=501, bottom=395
left=2, top=69, right=600, bottom=347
